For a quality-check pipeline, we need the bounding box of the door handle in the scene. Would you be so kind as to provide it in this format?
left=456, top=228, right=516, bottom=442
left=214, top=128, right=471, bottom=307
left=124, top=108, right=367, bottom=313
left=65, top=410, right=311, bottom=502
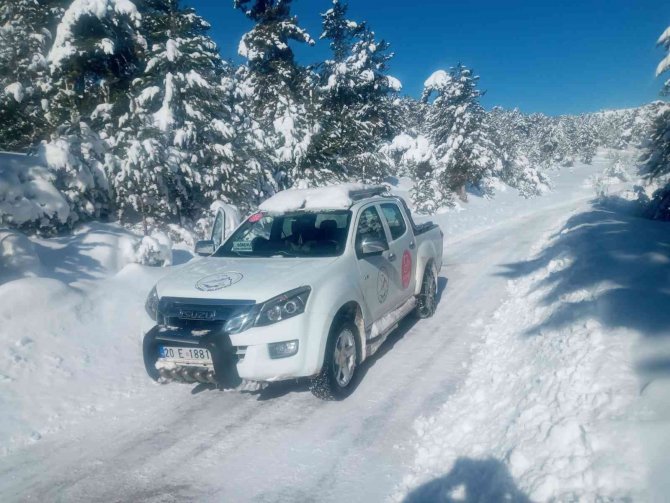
left=409, top=241, right=415, bottom=249
left=387, top=252, right=396, bottom=261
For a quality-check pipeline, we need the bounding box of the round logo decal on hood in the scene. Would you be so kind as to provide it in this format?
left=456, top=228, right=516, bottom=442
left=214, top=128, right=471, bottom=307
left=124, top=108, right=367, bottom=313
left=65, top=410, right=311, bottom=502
left=195, top=272, right=243, bottom=291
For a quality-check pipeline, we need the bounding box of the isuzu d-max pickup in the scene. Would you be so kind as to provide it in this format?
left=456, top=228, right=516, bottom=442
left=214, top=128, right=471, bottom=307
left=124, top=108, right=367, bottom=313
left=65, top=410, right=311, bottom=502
left=142, top=185, right=443, bottom=399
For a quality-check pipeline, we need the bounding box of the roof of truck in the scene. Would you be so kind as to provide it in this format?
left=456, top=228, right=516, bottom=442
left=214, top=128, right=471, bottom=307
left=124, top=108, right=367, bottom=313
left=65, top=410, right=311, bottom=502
left=258, top=184, right=389, bottom=213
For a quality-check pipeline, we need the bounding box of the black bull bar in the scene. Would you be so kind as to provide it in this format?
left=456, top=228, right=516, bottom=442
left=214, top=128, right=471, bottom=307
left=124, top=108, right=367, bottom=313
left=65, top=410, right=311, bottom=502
left=143, top=325, right=242, bottom=388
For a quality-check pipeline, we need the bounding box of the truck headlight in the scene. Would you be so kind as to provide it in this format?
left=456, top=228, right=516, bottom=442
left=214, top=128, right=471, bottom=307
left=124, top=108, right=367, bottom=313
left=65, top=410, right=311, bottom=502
left=224, top=308, right=258, bottom=334
left=224, top=286, right=310, bottom=334
left=255, top=286, right=311, bottom=328
left=145, top=286, right=159, bottom=321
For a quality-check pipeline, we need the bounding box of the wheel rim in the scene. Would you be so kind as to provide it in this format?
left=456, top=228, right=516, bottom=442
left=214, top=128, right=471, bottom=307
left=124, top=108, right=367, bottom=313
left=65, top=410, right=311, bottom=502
left=333, top=328, right=356, bottom=387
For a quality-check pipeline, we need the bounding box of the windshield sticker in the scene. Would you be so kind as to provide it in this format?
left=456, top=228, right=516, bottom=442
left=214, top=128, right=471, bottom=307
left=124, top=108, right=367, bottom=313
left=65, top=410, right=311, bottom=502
left=377, top=266, right=390, bottom=303
left=248, top=212, right=264, bottom=223
left=232, top=241, right=253, bottom=252
left=402, top=251, right=412, bottom=289
left=195, top=272, right=243, bottom=291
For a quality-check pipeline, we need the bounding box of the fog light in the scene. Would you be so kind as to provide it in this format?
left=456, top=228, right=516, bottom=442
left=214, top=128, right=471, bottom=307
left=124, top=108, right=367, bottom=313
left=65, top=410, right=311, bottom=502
left=268, top=340, right=299, bottom=359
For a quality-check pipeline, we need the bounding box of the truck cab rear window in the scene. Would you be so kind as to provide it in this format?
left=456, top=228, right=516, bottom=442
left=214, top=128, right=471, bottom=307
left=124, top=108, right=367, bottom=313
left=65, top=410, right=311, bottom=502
left=380, top=203, right=407, bottom=241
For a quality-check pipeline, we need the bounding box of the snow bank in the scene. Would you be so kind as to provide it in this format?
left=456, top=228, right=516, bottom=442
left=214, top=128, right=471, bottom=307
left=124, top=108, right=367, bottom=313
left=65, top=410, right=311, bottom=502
left=28, top=223, right=143, bottom=282
left=587, top=150, right=636, bottom=198
left=0, top=229, right=43, bottom=282
left=0, top=223, right=187, bottom=455
left=398, top=208, right=649, bottom=502
left=0, top=268, right=171, bottom=456
left=259, top=183, right=379, bottom=213
left=123, top=231, right=173, bottom=267
left=0, top=152, right=70, bottom=229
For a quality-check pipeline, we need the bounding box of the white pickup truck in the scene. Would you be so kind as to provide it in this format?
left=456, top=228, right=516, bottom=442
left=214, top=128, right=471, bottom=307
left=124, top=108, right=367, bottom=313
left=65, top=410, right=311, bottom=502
left=142, top=185, right=443, bottom=399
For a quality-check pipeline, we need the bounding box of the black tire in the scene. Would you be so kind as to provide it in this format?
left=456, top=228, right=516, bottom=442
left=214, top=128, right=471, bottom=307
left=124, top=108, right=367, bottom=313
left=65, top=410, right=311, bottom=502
left=309, top=319, right=360, bottom=400
left=415, top=264, right=437, bottom=318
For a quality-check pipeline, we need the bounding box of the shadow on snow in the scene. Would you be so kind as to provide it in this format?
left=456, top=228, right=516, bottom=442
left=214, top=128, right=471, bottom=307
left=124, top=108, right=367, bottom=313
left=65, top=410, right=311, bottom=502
left=498, top=204, right=670, bottom=336
left=498, top=203, right=670, bottom=378
left=403, top=457, right=531, bottom=503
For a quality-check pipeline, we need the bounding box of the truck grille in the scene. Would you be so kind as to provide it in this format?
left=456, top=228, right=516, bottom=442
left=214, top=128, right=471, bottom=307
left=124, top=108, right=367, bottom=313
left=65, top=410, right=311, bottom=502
left=157, top=297, right=255, bottom=329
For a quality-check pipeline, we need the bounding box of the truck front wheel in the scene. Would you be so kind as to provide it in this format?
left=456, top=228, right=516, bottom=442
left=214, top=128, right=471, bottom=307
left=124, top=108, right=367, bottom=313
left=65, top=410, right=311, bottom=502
left=309, top=320, right=359, bottom=400
left=415, top=265, right=437, bottom=318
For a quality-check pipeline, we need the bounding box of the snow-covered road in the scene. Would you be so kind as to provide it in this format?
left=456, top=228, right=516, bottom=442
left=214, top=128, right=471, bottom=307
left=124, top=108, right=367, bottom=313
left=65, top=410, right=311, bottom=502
left=0, top=194, right=595, bottom=502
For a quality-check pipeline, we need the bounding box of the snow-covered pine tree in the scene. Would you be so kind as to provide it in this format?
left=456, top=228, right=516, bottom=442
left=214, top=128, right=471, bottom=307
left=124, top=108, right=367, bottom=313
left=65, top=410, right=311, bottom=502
left=210, top=61, right=257, bottom=209
left=234, top=0, right=316, bottom=194
left=421, top=65, right=497, bottom=205
left=657, top=24, right=670, bottom=96
left=534, top=117, right=570, bottom=167
left=394, top=97, right=427, bottom=139
left=576, top=114, right=598, bottom=164
left=522, top=112, right=548, bottom=166
left=488, top=106, right=522, bottom=169
left=556, top=116, right=577, bottom=166
left=641, top=104, right=670, bottom=220
left=112, top=0, right=247, bottom=229
left=599, top=109, right=638, bottom=150
left=308, top=0, right=401, bottom=184
left=46, top=0, right=145, bottom=226
left=382, top=132, right=442, bottom=213
left=631, top=101, right=665, bottom=147
left=487, top=107, right=551, bottom=197
left=641, top=24, right=670, bottom=220
left=0, top=0, right=65, bottom=151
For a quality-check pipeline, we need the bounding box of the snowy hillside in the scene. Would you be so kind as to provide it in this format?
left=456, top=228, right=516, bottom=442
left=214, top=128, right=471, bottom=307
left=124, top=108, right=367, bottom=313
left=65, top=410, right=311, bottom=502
left=0, top=223, right=192, bottom=454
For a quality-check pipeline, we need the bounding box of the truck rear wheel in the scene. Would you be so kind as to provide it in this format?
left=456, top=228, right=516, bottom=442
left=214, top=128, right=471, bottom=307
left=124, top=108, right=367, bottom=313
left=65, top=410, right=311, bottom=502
left=309, top=320, right=359, bottom=400
left=415, top=265, right=437, bottom=318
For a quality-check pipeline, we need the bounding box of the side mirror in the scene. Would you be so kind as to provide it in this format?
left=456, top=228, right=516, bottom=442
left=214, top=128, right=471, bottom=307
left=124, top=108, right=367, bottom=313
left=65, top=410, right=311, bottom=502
left=360, top=237, right=388, bottom=256
left=195, top=240, right=215, bottom=256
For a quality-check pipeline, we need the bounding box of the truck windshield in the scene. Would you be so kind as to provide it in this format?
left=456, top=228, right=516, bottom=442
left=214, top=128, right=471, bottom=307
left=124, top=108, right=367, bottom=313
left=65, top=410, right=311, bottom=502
left=214, top=210, right=352, bottom=258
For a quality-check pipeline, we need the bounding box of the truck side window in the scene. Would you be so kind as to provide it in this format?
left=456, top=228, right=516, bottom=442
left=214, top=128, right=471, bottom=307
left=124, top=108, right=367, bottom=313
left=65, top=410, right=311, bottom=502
left=356, top=206, right=388, bottom=251
left=380, top=203, right=407, bottom=241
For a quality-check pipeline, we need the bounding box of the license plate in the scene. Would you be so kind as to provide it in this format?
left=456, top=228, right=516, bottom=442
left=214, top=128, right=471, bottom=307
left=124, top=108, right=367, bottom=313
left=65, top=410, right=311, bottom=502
left=159, top=346, right=213, bottom=366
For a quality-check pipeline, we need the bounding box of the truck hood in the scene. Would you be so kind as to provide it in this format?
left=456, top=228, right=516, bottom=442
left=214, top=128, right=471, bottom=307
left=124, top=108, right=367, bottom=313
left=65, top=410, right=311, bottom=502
left=155, top=256, right=339, bottom=302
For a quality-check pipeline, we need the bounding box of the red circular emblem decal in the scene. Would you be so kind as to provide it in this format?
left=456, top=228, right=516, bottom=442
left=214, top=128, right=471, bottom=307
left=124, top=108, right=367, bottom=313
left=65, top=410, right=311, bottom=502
left=402, top=250, right=412, bottom=289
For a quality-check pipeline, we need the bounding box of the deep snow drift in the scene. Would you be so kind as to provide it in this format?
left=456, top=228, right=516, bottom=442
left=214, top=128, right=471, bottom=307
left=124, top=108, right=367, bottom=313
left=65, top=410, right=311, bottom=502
left=397, top=175, right=670, bottom=500
left=0, top=223, right=191, bottom=455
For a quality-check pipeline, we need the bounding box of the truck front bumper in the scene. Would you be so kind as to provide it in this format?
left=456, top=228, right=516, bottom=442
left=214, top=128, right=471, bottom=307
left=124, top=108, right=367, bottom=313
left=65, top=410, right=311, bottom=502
left=143, top=325, right=242, bottom=387
left=143, top=313, right=329, bottom=386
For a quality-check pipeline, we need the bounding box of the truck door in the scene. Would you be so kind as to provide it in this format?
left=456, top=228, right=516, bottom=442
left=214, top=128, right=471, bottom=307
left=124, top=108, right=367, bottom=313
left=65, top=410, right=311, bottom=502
left=379, top=202, right=417, bottom=308
left=354, top=205, right=395, bottom=328
left=211, top=203, right=242, bottom=250
left=211, top=210, right=225, bottom=251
